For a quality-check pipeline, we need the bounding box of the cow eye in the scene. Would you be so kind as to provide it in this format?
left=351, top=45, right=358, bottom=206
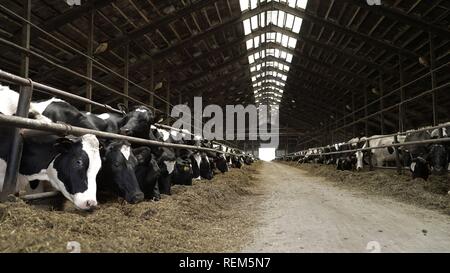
left=76, top=159, right=83, bottom=167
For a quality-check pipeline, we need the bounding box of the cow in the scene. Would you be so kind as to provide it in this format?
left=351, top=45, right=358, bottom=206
left=0, top=84, right=53, bottom=123
left=96, top=140, right=144, bottom=204
left=355, top=135, right=406, bottom=170
left=335, top=141, right=357, bottom=171
left=133, top=146, right=161, bottom=201
left=119, top=106, right=154, bottom=139
left=85, top=112, right=124, bottom=133
left=0, top=128, right=101, bottom=211
left=191, top=151, right=214, bottom=180
left=403, top=130, right=448, bottom=180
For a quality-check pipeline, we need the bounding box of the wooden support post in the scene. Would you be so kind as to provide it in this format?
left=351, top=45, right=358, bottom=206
left=85, top=10, right=94, bottom=112
left=123, top=43, right=130, bottom=108
left=429, top=32, right=437, bottom=126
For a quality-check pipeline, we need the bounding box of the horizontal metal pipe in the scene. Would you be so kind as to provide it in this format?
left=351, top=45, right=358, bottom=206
left=20, top=191, right=61, bottom=201
left=0, top=69, right=122, bottom=114
left=0, top=3, right=174, bottom=108
left=0, top=70, right=248, bottom=155
left=283, top=137, right=450, bottom=158
left=0, top=114, right=245, bottom=156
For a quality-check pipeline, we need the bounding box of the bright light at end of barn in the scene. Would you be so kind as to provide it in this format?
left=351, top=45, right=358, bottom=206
left=259, top=148, right=276, bottom=161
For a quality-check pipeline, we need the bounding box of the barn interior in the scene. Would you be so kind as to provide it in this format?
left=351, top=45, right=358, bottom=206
left=0, top=0, right=448, bottom=158
left=0, top=0, right=449, bottom=253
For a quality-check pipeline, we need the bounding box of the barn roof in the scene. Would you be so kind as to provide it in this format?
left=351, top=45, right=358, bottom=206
left=0, top=0, right=449, bottom=147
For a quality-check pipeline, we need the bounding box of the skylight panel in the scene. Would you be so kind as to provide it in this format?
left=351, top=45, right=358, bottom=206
left=292, top=17, right=303, bottom=33
left=246, top=39, right=253, bottom=50
left=248, top=55, right=255, bottom=64
left=254, top=36, right=260, bottom=47
left=251, top=15, right=258, bottom=30
left=287, top=0, right=297, bottom=8
left=239, top=0, right=249, bottom=11
left=286, top=53, right=293, bottom=63
left=288, top=37, right=297, bottom=48
left=281, top=34, right=289, bottom=47
left=297, top=0, right=308, bottom=9
left=285, top=13, right=294, bottom=29
left=243, top=19, right=251, bottom=35
left=277, top=10, right=285, bottom=27
left=240, top=0, right=308, bottom=107
left=260, top=12, right=266, bottom=27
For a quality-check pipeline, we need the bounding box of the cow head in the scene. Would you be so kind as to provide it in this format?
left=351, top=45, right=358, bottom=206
left=100, top=140, right=144, bottom=204
left=50, top=134, right=101, bottom=211
left=215, top=153, right=228, bottom=173
left=133, top=147, right=161, bottom=200
left=172, top=158, right=193, bottom=185
left=410, top=156, right=431, bottom=180
left=119, top=106, right=154, bottom=138
left=427, top=144, right=448, bottom=175
left=200, top=153, right=214, bottom=180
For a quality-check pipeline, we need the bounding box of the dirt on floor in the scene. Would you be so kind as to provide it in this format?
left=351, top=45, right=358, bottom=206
left=284, top=162, right=450, bottom=215
left=243, top=162, right=450, bottom=253
left=0, top=162, right=263, bottom=253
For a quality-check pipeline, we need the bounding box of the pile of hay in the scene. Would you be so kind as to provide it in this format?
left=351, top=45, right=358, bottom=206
left=285, top=162, right=450, bottom=215
left=0, top=162, right=262, bottom=253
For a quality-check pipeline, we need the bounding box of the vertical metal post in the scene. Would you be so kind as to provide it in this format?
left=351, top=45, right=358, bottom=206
left=178, top=92, right=182, bottom=105
left=165, top=78, right=170, bottom=120
left=364, top=86, right=369, bottom=136
left=343, top=102, right=347, bottom=140
left=393, top=135, right=402, bottom=175
left=366, top=140, right=373, bottom=171
left=85, top=10, right=94, bottom=112
left=123, top=43, right=129, bottom=109
left=352, top=91, right=356, bottom=137
left=399, top=54, right=405, bottom=132
left=149, top=59, right=154, bottom=108
left=285, top=136, right=288, bottom=156
left=429, top=32, right=437, bottom=125
left=379, top=72, right=385, bottom=134
left=1, top=0, right=32, bottom=200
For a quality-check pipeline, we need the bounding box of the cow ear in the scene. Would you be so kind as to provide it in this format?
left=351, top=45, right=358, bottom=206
left=54, top=138, right=74, bottom=152
left=117, top=103, right=128, bottom=114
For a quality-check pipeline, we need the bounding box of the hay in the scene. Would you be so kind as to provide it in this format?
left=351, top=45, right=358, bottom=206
left=0, top=162, right=263, bottom=253
left=285, top=162, right=450, bottom=215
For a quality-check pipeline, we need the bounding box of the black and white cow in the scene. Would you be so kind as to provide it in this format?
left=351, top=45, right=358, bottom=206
left=133, top=146, right=161, bottom=200
left=0, top=129, right=101, bottom=210
left=96, top=140, right=144, bottom=204
left=403, top=130, right=448, bottom=180
left=85, top=112, right=124, bottom=133
left=355, top=135, right=406, bottom=170
left=119, top=106, right=154, bottom=139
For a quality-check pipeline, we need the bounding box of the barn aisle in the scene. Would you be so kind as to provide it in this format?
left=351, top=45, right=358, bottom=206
left=242, top=162, right=450, bottom=253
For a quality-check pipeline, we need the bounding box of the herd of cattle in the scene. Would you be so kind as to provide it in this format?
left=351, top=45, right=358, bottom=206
left=281, top=126, right=450, bottom=181
left=0, top=84, right=256, bottom=211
